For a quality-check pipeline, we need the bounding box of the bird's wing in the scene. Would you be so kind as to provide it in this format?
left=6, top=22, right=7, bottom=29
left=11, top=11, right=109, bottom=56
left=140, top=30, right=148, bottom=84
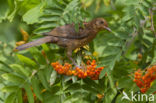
left=43, top=24, right=89, bottom=39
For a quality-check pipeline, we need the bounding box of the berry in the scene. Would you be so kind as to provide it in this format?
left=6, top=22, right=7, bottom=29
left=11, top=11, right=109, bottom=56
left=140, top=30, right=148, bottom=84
left=51, top=60, right=104, bottom=80
left=133, top=66, right=156, bottom=93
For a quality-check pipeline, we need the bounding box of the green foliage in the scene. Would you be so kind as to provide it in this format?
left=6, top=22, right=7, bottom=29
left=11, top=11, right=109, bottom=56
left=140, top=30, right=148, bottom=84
left=34, top=0, right=87, bottom=34
left=0, top=0, right=156, bottom=103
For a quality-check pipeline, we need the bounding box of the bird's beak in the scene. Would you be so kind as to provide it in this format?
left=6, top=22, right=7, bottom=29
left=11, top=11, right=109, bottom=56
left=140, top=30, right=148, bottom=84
left=104, top=26, right=112, bottom=32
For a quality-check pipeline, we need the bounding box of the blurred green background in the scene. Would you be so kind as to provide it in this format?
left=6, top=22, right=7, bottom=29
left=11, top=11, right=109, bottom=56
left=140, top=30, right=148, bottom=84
left=0, top=0, right=156, bottom=103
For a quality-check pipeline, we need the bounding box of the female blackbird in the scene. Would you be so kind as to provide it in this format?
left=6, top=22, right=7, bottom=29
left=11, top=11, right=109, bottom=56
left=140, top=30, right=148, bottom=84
left=16, top=18, right=110, bottom=66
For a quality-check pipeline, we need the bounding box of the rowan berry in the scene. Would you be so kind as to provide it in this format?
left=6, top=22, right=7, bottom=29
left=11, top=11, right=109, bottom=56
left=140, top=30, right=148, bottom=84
left=51, top=60, right=104, bottom=80
left=133, top=66, right=156, bottom=93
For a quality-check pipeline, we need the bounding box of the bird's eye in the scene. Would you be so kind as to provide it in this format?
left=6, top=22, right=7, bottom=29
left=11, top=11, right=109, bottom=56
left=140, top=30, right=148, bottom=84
left=100, top=21, right=104, bottom=24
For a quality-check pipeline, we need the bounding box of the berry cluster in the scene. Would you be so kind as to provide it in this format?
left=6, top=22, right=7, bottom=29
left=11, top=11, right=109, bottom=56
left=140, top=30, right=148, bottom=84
left=51, top=62, right=73, bottom=76
left=51, top=60, right=104, bottom=80
left=133, top=66, right=156, bottom=93
left=86, top=60, right=104, bottom=80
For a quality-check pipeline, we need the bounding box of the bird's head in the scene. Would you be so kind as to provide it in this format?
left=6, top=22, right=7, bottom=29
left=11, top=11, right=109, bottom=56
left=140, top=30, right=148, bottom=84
left=92, top=18, right=111, bottom=31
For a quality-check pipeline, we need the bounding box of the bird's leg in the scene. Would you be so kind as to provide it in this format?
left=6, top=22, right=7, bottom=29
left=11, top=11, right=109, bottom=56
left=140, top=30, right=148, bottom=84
left=67, top=49, right=81, bottom=69
left=79, top=48, right=86, bottom=69
left=67, top=50, right=76, bottom=66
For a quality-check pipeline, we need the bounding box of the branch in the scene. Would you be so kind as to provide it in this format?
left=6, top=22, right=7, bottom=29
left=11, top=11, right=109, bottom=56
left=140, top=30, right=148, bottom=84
left=126, top=28, right=138, bottom=48
left=149, top=8, right=156, bottom=37
left=123, top=28, right=138, bottom=55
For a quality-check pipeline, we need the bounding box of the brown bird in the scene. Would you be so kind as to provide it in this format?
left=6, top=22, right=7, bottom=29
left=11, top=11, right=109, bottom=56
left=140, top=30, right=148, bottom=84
left=16, top=18, right=110, bottom=66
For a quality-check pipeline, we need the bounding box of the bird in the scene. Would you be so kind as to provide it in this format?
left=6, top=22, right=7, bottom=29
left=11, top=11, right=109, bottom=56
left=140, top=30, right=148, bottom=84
left=15, top=18, right=110, bottom=66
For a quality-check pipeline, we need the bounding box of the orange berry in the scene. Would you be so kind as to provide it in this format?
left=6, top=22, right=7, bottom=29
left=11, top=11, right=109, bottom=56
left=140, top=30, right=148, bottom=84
left=51, top=60, right=104, bottom=80
left=134, top=66, right=156, bottom=93
left=87, top=60, right=91, bottom=65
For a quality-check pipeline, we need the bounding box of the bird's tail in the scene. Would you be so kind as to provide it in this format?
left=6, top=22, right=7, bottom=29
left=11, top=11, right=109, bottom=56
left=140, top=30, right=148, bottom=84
left=15, top=36, right=55, bottom=51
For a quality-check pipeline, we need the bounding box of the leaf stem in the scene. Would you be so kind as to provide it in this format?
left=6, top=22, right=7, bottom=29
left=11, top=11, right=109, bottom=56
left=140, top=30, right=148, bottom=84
left=149, top=8, right=156, bottom=37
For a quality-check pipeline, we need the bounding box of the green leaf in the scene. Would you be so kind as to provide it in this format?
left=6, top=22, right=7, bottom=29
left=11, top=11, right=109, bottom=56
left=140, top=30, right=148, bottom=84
left=50, top=70, right=57, bottom=86
left=94, top=32, right=124, bottom=78
left=42, top=92, right=59, bottom=103
left=0, top=60, right=12, bottom=72
left=7, top=0, right=17, bottom=22
left=2, top=86, right=19, bottom=93
left=23, top=3, right=45, bottom=24
left=0, top=0, right=9, bottom=23
left=118, top=76, right=134, bottom=89
left=10, top=64, right=30, bottom=77
left=104, top=89, right=117, bottom=103
left=82, top=85, right=99, bottom=94
left=108, top=73, right=117, bottom=94
left=98, top=76, right=107, bottom=90
left=5, top=92, right=16, bottom=103
left=24, top=83, right=34, bottom=103
left=66, top=83, right=81, bottom=91
left=17, top=89, right=23, bottom=103
left=38, top=70, right=49, bottom=89
left=146, top=80, right=156, bottom=94
left=34, top=0, right=86, bottom=34
left=83, top=78, right=101, bottom=90
left=42, top=44, right=50, bottom=52
left=17, top=0, right=41, bottom=15
left=99, top=67, right=108, bottom=79
left=17, top=54, right=37, bottom=67
left=31, top=76, right=43, bottom=101
left=29, top=47, right=47, bottom=65
left=99, top=52, right=121, bottom=78
left=1, top=73, right=25, bottom=85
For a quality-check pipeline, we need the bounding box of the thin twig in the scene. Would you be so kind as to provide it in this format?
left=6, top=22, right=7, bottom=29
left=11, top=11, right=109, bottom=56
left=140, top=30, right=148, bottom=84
left=149, top=8, right=156, bottom=37
left=123, top=28, right=138, bottom=55
left=126, top=28, right=138, bottom=48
